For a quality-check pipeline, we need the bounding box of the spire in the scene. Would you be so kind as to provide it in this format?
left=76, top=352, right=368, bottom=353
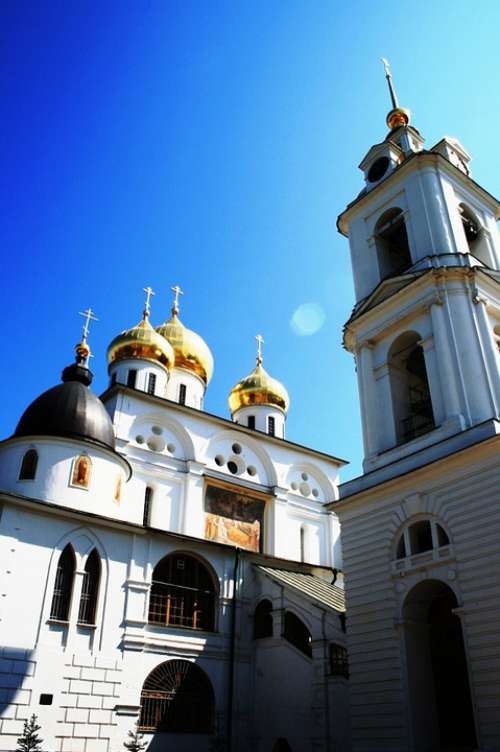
left=171, top=284, right=184, bottom=316
left=143, top=286, right=155, bottom=319
left=380, top=58, right=411, bottom=130
left=255, top=334, right=264, bottom=366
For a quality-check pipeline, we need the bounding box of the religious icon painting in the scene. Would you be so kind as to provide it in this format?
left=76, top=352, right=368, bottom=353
left=70, top=455, right=92, bottom=489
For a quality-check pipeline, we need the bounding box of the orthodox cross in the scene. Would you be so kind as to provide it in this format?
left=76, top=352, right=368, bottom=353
left=381, top=57, right=399, bottom=109
left=78, top=307, right=98, bottom=342
left=171, top=284, right=184, bottom=314
left=143, top=286, right=155, bottom=316
left=256, top=334, right=264, bottom=365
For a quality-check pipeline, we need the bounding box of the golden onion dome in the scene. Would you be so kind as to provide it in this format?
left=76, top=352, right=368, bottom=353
left=156, top=312, right=214, bottom=385
left=228, top=360, right=290, bottom=416
left=107, top=313, right=175, bottom=372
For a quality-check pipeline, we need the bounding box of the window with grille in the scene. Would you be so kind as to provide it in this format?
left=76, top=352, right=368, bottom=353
left=143, top=486, right=153, bottom=526
left=268, top=416, right=275, bottom=436
left=329, top=643, right=349, bottom=678
left=254, top=599, right=273, bottom=639
left=78, top=549, right=101, bottom=625
left=283, top=612, right=312, bottom=657
left=139, top=660, right=214, bottom=733
left=148, top=554, right=217, bottom=631
left=179, top=384, right=187, bottom=405
left=19, top=449, right=38, bottom=480
left=127, top=369, right=137, bottom=388
left=147, top=373, right=156, bottom=395
left=50, top=544, right=76, bottom=621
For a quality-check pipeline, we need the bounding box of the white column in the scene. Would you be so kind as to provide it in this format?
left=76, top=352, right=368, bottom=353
left=357, top=341, right=380, bottom=457
left=374, top=362, right=397, bottom=452
left=181, top=461, right=205, bottom=538
left=472, top=296, right=500, bottom=416
left=419, top=168, right=456, bottom=254
left=429, top=300, right=465, bottom=428
left=419, top=335, right=445, bottom=426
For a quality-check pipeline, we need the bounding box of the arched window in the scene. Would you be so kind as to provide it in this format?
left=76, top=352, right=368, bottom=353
left=254, top=599, right=273, bottom=639
left=148, top=553, right=217, bottom=631
left=375, top=208, right=412, bottom=280
left=300, top=526, right=305, bottom=562
left=78, top=549, right=101, bottom=625
left=388, top=332, right=435, bottom=444
left=19, top=449, right=38, bottom=480
left=459, top=203, right=489, bottom=265
left=71, top=456, right=92, bottom=489
left=138, top=660, right=214, bottom=733
left=395, top=519, right=450, bottom=561
left=50, top=544, right=76, bottom=621
left=143, top=486, right=153, bottom=526
left=283, top=612, right=312, bottom=657
left=329, top=643, right=349, bottom=678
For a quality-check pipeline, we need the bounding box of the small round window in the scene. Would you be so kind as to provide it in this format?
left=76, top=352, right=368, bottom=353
left=227, top=461, right=238, bottom=475
left=368, top=156, right=390, bottom=183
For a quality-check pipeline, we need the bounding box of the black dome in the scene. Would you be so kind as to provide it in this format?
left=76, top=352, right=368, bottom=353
left=15, top=363, right=115, bottom=450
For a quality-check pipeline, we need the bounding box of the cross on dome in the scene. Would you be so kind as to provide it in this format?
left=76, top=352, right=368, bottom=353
left=77, top=307, right=98, bottom=364
left=256, top=334, right=264, bottom=365
left=171, top=284, right=184, bottom=315
left=143, top=286, right=155, bottom=317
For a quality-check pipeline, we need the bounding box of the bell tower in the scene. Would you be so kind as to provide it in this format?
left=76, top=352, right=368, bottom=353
left=338, top=61, right=500, bottom=477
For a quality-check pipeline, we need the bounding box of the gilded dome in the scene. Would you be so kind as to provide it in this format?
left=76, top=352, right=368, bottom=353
left=156, top=312, right=214, bottom=385
left=107, top=314, right=175, bottom=371
left=228, top=362, right=290, bottom=416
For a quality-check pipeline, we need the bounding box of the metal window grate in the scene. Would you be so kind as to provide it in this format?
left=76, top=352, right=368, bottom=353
left=138, top=660, right=214, bottom=733
left=50, top=545, right=75, bottom=621
left=78, top=549, right=100, bottom=625
left=148, top=554, right=216, bottom=632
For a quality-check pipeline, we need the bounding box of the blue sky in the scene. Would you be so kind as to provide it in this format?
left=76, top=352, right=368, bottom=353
left=1, top=1, right=499, bottom=481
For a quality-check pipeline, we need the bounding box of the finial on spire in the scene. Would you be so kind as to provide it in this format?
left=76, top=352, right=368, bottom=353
left=381, top=58, right=399, bottom=109
left=380, top=57, right=410, bottom=130
left=171, top=284, right=183, bottom=315
left=76, top=307, right=98, bottom=365
left=143, top=286, right=155, bottom=318
left=255, top=334, right=264, bottom=366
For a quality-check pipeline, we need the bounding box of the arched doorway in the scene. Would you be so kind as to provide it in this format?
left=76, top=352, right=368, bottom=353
left=403, top=580, right=477, bottom=751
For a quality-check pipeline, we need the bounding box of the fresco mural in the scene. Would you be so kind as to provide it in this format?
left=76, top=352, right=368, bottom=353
left=204, top=483, right=265, bottom=552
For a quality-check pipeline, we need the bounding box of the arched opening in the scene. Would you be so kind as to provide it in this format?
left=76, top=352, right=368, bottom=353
left=283, top=612, right=312, bottom=657
left=388, top=332, right=435, bottom=444
left=375, top=208, right=412, bottom=281
left=143, top=486, right=153, bottom=526
left=254, top=599, right=273, bottom=639
left=148, top=553, right=217, bottom=631
left=50, top=544, right=76, bottom=621
left=78, top=549, right=101, bottom=625
left=403, top=580, right=477, bottom=751
left=459, top=203, right=490, bottom=265
left=138, top=660, right=214, bottom=733
left=19, top=449, right=38, bottom=480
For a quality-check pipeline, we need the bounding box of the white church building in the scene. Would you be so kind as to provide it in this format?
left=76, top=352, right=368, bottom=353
left=0, top=287, right=350, bottom=752
left=1, top=61, right=499, bottom=752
